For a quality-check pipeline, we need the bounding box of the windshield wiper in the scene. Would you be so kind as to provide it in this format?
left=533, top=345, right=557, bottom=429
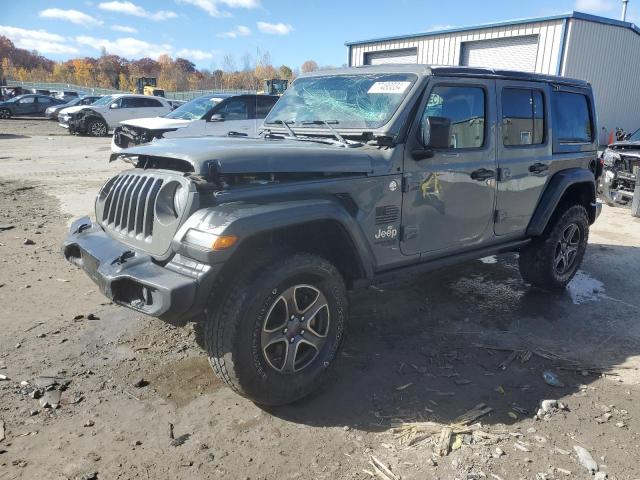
left=265, top=119, right=297, bottom=138
left=301, top=120, right=351, bottom=146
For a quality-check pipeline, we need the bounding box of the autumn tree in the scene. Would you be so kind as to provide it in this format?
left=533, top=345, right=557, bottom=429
left=301, top=60, right=319, bottom=73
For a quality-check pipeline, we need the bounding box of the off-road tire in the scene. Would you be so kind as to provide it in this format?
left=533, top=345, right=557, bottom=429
left=202, top=253, right=348, bottom=405
left=0, top=108, right=11, bottom=119
left=519, top=204, right=589, bottom=290
left=86, top=118, right=108, bottom=137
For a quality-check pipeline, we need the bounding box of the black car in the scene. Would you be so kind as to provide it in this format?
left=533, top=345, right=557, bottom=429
left=0, top=94, right=66, bottom=119
left=45, top=96, right=102, bottom=120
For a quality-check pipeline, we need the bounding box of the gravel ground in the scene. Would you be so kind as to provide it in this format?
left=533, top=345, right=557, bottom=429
left=1, top=119, right=640, bottom=480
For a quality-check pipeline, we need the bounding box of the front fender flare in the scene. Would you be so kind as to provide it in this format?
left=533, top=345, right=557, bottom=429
left=173, top=197, right=375, bottom=279
left=526, top=168, right=597, bottom=236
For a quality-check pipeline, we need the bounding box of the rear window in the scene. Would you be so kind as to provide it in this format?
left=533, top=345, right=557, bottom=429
left=552, top=91, right=592, bottom=143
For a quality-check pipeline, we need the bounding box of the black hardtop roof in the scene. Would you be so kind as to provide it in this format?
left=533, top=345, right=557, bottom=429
left=303, top=64, right=590, bottom=88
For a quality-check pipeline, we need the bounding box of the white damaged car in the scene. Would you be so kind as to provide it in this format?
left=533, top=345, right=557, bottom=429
left=111, top=93, right=279, bottom=153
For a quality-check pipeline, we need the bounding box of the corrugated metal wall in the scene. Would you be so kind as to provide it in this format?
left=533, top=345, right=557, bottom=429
left=350, top=20, right=565, bottom=75
left=562, top=19, right=640, bottom=133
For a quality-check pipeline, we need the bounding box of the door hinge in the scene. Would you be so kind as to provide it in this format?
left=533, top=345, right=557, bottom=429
left=401, top=176, right=410, bottom=193
left=494, top=210, right=508, bottom=223
left=400, top=225, right=418, bottom=241
left=497, top=167, right=512, bottom=182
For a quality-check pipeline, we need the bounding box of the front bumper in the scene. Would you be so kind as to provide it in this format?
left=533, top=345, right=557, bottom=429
left=62, top=217, right=218, bottom=325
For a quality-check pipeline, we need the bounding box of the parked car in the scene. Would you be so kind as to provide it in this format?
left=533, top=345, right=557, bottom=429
left=111, top=94, right=279, bottom=152
left=63, top=65, right=602, bottom=405
left=0, top=94, right=66, bottom=119
left=45, top=96, right=102, bottom=120
left=599, top=127, right=640, bottom=206
left=59, top=94, right=172, bottom=136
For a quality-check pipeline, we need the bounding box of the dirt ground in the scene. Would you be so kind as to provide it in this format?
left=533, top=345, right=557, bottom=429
left=1, top=118, right=640, bottom=480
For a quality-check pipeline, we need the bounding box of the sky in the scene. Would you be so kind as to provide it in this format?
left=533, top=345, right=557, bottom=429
left=1, top=0, right=638, bottom=70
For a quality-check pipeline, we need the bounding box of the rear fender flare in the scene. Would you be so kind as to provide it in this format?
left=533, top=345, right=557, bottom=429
left=526, top=168, right=597, bottom=236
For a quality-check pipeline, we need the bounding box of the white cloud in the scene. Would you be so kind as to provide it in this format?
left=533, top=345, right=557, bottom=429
left=257, top=21, right=293, bottom=35
left=0, top=25, right=79, bottom=55
left=39, top=8, right=103, bottom=26
left=98, top=1, right=177, bottom=21
left=76, top=35, right=172, bottom=58
left=177, top=0, right=259, bottom=17
left=111, top=24, right=138, bottom=33
left=217, top=24, right=251, bottom=38
left=427, top=24, right=456, bottom=32
left=176, top=48, right=218, bottom=60
left=575, top=0, right=616, bottom=13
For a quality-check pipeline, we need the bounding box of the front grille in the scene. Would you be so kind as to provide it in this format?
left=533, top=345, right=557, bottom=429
left=101, top=174, right=163, bottom=239
left=621, top=155, right=640, bottom=173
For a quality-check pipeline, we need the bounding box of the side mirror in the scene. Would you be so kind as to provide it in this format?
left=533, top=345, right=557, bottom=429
left=412, top=116, right=451, bottom=161
left=110, top=103, right=119, bottom=109
left=209, top=113, right=225, bottom=122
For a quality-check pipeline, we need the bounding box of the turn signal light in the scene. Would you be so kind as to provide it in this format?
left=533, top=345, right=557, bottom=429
left=212, top=235, right=238, bottom=250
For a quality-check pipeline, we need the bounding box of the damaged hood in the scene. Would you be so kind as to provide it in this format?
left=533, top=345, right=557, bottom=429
left=119, top=116, right=192, bottom=130
left=58, top=105, right=86, bottom=116
left=609, top=140, right=640, bottom=152
left=118, top=136, right=377, bottom=175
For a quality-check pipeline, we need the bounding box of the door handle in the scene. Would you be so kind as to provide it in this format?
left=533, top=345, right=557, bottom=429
left=529, top=162, right=549, bottom=174
left=470, top=168, right=496, bottom=181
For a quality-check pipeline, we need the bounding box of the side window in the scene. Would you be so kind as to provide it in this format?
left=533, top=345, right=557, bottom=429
left=18, top=96, right=35, bottom=104
left=421, top=86, right=485, bottom=149
left=220, top=99, right=248, bottom=120
left=140, top=98, right=163, bottom=107
left=121, top=97, right=144, bottom=108
left=37, top=96, right=52, bottom=104
left=502, top=88, right=545, bottom=146
left=256, top=97, right=277, bottom=118
left=552, top=91, right=592, bottom=143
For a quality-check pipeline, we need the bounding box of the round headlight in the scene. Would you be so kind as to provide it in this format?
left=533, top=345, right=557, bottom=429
left=173, top=184, right=188, bottom=214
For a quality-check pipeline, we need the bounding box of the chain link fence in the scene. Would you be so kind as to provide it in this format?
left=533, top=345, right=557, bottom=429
left=5, top=80, right=256, bottom=100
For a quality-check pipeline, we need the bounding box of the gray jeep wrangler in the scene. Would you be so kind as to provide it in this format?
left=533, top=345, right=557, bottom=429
left=63, top=65, right=602, bottom=405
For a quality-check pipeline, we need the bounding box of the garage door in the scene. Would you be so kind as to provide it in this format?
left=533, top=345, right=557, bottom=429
left=461, top=35, right=539, bottom=72
left=364, top=48, right=418, bottom=65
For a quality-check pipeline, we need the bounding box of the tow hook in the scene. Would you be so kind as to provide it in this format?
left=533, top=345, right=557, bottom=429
left=112, top=250, right=135, bottom=266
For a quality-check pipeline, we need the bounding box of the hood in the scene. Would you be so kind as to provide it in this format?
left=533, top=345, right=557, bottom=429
left=609, top=140, right=640, bottom=150
left=119, top=116, right=192, bottom=130
left=59, top=105, right=87, bottom=115
left=118, top=136, right=378, bottom=176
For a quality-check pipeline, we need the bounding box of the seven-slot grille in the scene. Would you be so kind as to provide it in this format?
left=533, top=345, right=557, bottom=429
left=101, top=174, right=163, bottom=239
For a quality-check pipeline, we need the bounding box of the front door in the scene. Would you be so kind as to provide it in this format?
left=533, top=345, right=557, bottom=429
left=494, top=80, right=551, bottom=235
left=15, top=96, right=37, bottom=115
left=401, top=77, right=497, bottom=255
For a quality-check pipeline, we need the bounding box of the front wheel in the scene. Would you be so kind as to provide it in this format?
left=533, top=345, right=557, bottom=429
left=87, top=118, right=108, bottom=137
left=519, top=204, right=589, bottom=290
left=0, top=108, right=11, bottom=119
left=202, top=253, right=348, bottom=405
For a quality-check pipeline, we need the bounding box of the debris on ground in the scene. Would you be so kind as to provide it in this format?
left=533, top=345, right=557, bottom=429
left=170, top=433, right=190, bottom=447
left=535, top=399, right=568, bottom=419
left=368, top=454, right=400, bottom=480
left=542, top=371, right=565, bottom=388
left=436, top=427, right=452, bottom=456
left=0, top=420, right=5, bottom=442
left=454, top=403, right=493, bottom=425
left=0, top=224, right=15, bottom=231
left=0, top=374, right=8, bottom=381
left=23, top=238, right=35, bottom=245
left=132, top=378, right=149, bottom=388
left=573, top=445, right=598, bottom=474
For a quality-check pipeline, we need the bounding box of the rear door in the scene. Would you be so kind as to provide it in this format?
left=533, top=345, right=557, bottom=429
left=35, top=96, right=53, bottom=114
left=494, top=81, right=550, bottom=235
left=401, top=77, right=498, bottom=255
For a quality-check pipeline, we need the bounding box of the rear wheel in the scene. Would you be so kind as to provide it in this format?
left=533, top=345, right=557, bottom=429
left=202, top=253, right=347, bottom=405
left=87, top=118, right=108, bottom=137
left=519, top=204, right=589, bottom=290
left=0, top=108, right=11, bottom=119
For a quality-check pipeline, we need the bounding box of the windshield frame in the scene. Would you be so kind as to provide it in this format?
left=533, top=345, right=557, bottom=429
left=627, top=128, right=640, bottom=142
left=264, top=72, right=419, bottom=133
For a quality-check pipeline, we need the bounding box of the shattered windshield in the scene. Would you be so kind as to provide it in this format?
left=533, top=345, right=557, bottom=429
left=628, top=128, right=640, bottom=142
left=265, top=73, right=417, bottom=129
left=165, top=95, right=225, bottom=120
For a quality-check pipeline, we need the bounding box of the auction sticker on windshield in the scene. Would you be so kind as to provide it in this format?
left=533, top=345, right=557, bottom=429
left=368, top=81, right=412, bottom=94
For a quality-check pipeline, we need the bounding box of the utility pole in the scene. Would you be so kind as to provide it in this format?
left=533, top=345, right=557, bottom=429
left=622, top=0, right=629, bottom=21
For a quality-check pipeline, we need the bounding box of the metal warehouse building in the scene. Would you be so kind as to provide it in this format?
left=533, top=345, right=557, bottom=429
left=346, top=12, right=640, bottom=138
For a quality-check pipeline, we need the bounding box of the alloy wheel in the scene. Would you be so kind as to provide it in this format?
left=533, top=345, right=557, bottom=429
left=554, top=223, right=581, bottom=275
left=90, top=122, right=107, bottom=136
left=261, top=284, right=330, bottom=373
left=0, top=109, right=10, bottom=119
